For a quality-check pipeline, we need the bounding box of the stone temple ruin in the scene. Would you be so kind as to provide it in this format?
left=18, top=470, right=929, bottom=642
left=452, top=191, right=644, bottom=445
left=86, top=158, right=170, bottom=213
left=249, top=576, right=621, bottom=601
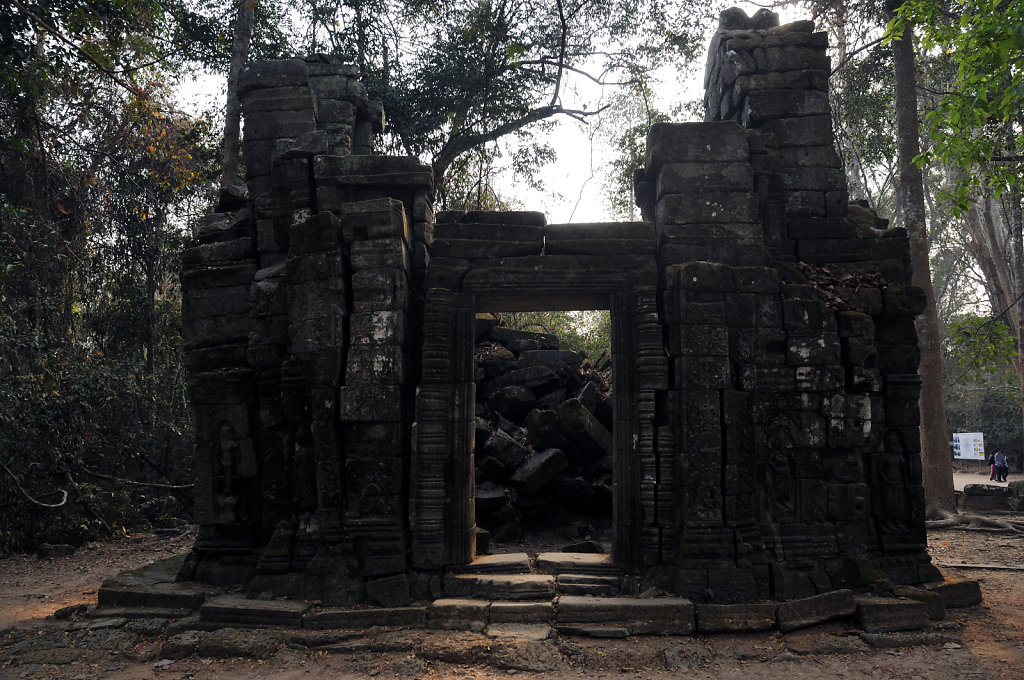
left=178, top=7, right=950, bottom=615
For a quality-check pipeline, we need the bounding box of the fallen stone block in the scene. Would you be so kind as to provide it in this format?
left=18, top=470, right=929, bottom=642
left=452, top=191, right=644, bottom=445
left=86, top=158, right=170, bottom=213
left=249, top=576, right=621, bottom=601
left=853, top=595, right=929, bottom=633
left=510, top=448, right=568, bottom=495
left=920, top=578, right=983, bottom=609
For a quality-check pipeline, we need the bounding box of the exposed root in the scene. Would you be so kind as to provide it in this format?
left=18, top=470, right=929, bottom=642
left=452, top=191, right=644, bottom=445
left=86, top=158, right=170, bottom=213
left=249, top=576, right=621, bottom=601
left=927, top=512, right=1024, bottom=535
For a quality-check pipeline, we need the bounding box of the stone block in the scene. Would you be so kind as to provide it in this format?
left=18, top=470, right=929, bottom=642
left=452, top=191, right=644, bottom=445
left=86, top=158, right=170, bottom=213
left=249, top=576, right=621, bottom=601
left=427, top=600, right=485, bottom=631
left=487, top=366, right=560, bottom=399
left=345, top=345, right=409, bottom=385
left=304, top=606, right=427, bottom=629
left=656, top=162, right=754, bottom=198
left=732, top=266, right=780, bottom=293
left=510, top=448, right=568, bottom=495
left=737, top=365, right=795, bottom=391
left=486, top=386, right=536, bottom=423
left=854, top=595, right=929, bottom=633
left=338, top=384, right=404, bottom=421
left=695, top=603, right=777, bottom=632
left=489, top=600, right=554, bottom=623
left=668, top=323, right=730, bottom=357
left=725, top=292, right=782, bottom=328
left=777, top=144, right=841, bottom=168
left=482, top=429, right=531, bottom=474
left=920, top=578, right=983, bottom=608
left=893, top=585, right=945, bottom=620
left=183, top=285, right=251, bottom=319
left=341, top=198, right=410, bottom=242
left=200, top=594, right=310, bottom=627
left=238, top=59, right=309, bottom=93
left=741, top=90, right=828, bottom=126
left=730, top=327, right=787, bottom=364
left=657, top=192, right=759, bottom=224
left=555, top=595, right=695, bottom=635
left=776, top=589, right=856, bottom=632
left=665, top=261, right=736, bottom=292
left=787, top=332, right=841, bottom=365
left=240, top=86, right=316, bottom=114
left=349, top=310, right=409, bottom=347
left=444, top=574, right=555, bottom=601
left=672, top=356, right=732, bottom=389
left=883, top=285, right=928, bottom=315
left=350, top=238, right=411, bottom=273
left=645, top=121, right=749, bottom=170
left=366, top=574, right=412, bottom=607
left=243, top=109, right=317, bottom=141
left=556, top=399, right=612, bottom=463
left=182, top=238, right=254, bottom=267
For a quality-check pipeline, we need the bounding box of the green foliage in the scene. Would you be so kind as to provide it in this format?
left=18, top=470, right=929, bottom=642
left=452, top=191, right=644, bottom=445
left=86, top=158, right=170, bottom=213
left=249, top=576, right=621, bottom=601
left=0, top=6, right=217, bottom=552
left=942, top=315, right=1023, bottom=452
left=890, top=0, right=1024, bottom=211
left=501, top=310, right=612, bottom=359
left=943, top=314, right=1018, bottom=376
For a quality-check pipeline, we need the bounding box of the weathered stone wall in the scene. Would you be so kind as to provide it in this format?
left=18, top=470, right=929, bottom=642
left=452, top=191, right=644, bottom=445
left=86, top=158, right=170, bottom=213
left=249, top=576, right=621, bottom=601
left=179, top=9, right=940, bottom=606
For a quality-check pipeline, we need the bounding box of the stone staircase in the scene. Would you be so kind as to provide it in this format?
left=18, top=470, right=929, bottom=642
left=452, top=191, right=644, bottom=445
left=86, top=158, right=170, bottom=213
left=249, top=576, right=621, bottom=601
left=90, top=553, right=984, bottom=640
left=444, top=552, right=620, bottom=600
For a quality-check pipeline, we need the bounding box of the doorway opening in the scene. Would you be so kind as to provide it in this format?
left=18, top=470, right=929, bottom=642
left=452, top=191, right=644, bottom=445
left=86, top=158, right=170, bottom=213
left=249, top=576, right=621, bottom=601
left=472, top=309, right=614, bottom=558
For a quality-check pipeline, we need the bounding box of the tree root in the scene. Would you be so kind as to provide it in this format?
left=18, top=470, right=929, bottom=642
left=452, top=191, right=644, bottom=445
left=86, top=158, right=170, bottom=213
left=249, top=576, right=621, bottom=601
left=927, top=512, right=1024, bottom=535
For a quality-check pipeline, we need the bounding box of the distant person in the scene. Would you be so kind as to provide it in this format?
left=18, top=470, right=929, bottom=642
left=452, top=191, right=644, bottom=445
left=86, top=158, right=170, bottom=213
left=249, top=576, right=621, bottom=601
left=994, top=448, right=1009, bottom=483
left=988, top=451, right=997, bottom=481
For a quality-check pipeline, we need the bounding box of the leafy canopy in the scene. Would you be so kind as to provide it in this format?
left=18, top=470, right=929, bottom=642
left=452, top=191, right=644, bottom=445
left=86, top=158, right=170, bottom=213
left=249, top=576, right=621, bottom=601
left=890, top=0, right=1024, bottom=211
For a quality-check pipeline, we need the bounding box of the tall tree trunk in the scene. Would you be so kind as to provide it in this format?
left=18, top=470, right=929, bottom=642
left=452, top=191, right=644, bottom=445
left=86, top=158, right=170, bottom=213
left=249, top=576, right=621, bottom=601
left=889, top=4, right=955, bottom=516
left=220, top=0, right=256, bottom=188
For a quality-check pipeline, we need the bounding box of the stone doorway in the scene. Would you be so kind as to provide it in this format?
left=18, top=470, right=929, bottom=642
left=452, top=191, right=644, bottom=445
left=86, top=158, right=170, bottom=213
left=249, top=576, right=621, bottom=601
left=472, top=306, right=616, bottom=558
left=409, top=222, right=659, bottom=572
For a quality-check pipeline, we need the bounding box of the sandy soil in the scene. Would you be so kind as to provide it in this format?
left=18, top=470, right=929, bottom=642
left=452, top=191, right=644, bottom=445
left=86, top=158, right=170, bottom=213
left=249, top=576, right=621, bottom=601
left=1, top=512, right=1023, bottom=680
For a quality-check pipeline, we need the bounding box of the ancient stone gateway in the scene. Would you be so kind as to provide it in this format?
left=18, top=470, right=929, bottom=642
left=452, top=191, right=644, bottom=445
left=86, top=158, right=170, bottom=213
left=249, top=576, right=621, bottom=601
left=179, top=8, right=943, bottom=609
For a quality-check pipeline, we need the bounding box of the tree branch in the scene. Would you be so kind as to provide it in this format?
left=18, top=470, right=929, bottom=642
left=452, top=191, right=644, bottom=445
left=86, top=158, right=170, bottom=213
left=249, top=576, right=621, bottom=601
left=9, top=0, right=148, bottom=98
left=432, top=103, right=608, bottom=181
left=78, top=467, right=194, bottom=491
left=2, top=462, right=68, bottom=508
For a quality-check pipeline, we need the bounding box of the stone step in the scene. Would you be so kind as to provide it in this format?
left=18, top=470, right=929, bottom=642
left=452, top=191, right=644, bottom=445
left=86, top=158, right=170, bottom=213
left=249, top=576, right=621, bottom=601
left=444, top=573, right=555, bottom=600
left=535, top=552, right=618, bottom=576
left=449, top=552, right=532, bottom=574
left=554, top=595, right=695, bottom=636
left=96, top=556, right=213, bottom=611
left=556, top=574, right=620, bottom=596
left=200, top=594, right=312, bottom=627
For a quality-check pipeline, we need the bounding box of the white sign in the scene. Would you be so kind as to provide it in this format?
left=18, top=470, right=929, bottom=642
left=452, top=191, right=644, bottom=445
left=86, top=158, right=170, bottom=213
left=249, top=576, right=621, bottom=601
left=953, top=432, right=985, bottom=460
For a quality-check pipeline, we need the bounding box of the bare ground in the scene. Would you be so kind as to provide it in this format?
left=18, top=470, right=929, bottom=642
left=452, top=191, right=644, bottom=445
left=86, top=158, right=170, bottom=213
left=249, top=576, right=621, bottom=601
left=1, top=517, right=1023, bottom=680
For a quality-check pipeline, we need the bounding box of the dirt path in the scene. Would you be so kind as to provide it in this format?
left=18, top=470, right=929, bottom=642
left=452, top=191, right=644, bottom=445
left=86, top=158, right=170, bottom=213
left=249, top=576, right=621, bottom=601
left=1, top=523, right=1023, bottom=679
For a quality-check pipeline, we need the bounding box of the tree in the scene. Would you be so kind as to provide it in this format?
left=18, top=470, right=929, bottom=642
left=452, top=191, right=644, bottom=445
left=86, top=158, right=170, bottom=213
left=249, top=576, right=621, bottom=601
left=886, top=0, right=956, bottom=517
left=295, top=0, right=715, bottom=203
left=0, top=0, right=220, bottom=550
left=221, top=0, right=258, bottom=188
left=891, top=0, right=1024, bottom=468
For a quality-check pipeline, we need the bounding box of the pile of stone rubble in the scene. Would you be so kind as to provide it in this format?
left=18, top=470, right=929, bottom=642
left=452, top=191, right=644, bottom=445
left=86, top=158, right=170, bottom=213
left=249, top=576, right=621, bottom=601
left=471, top=315, right=614, bottom=548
